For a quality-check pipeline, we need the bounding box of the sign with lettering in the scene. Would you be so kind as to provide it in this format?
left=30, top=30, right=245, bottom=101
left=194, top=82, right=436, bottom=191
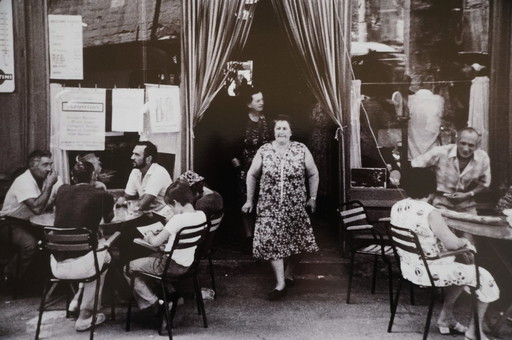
left=57, top=88, right=106, bottom=150
left=0, top=0, right=15, bottom=92
left=48, top=15, right=83, bottom=80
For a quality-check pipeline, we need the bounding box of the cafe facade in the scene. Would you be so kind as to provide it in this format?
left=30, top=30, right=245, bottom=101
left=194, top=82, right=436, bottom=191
left=1, top=0, right=512, bottom=214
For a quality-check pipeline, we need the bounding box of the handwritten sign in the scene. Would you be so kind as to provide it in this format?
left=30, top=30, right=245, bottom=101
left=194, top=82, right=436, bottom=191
left=147, top=85, right=180, bottom=133
left=0, top=0, right=15, bottom=92
left=57, top=88, right=106, bottom=150
left=49, top=15, right=83, bottom=80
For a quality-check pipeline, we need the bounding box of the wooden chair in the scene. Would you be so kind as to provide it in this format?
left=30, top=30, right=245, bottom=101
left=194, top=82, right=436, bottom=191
left=200, top=210, right=224, bottom=298
left=339, top=201, right=394, bottom=312
left=387, top=223, right=481, bottom=340
left=35, top=227, right=116, bottom=340
left=125, top=221, right=210, bottom=340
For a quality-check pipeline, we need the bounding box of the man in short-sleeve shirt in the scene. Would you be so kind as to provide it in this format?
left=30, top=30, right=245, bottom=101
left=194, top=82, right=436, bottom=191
left=0, top=150, right=62, bottom=281
left=411, top=127, right=490, bottom=214
left=123, top=141, right=172, bottom=213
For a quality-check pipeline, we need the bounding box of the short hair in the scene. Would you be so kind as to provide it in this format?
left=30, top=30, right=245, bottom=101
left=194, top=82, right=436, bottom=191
left=402, top=168, right=437, bottom=199
left=271, top=114, right=294, bottom=136
left=164, top=180, right=195, bottom=206
left=71, top=160, right=95, bottom=184
left=136, top=141, right=158, bottom=162
left=27, top=150, right=52, bottom=168
left=456, top=127, right=481, bottom=144
left=241, top=86, right=262, bottom=105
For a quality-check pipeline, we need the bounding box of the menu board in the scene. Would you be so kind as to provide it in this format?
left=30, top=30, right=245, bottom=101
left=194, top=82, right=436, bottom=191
left=48, top=15, right=83, bottom=80
left=0, top=0, right=15, bottom=93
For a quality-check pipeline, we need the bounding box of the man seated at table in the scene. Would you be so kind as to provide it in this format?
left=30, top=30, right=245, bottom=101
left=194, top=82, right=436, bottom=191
left=0, top=150, right=62, bottom=284
left=52, top=159, right=115, bottom=331
left=412, top=127, right=490, bottom=215
left=117, top=141, right=172, bottom=263
left=117, top=141, right=172, bottom=214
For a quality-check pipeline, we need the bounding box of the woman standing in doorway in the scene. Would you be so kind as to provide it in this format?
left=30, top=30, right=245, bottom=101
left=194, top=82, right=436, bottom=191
left=242, top=115, right=319, bottom=300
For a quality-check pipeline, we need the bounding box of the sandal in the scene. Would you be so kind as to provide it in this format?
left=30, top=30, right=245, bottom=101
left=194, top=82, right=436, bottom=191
left=438, top=321, right=468, bottom=335
left=75, top=313, right=106, bottom=332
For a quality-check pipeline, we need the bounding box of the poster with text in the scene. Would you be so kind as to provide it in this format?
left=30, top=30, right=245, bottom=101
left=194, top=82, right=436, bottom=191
left=49, top=15, right=83, bottom=80
left=0, top=0, right=15, bottom=92
left=112, top=88, right=145, bottom=132
left=146, top=85, right=180, bottom=133
left=57, top=88, right=106, bottom=150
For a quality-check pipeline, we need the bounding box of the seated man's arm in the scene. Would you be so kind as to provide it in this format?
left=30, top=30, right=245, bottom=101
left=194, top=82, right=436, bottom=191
left=138, top=193, right=156, bottom=211
left=123, top=170, right=140, bottom=201
left=23, top=171, right=60, bottom=215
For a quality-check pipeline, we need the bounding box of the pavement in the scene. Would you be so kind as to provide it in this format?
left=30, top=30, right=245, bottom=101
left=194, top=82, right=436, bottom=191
left=2, top=223, right=512, bottom=339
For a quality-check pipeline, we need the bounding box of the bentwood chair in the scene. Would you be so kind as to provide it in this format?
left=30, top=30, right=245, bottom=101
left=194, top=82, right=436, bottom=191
left=200, top=210, right=224, bottom=297
left=338, top=201, right=394, bottom=312
left=387, top=224, right=481, bottom=340
left=126, top=221, right=210, bottom=340
left=36, top=227, right=116, bottom=340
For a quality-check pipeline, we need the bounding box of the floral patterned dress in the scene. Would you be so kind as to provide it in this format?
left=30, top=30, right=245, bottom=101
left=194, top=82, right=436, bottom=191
left=253, top=141, right=319, bottom=260
left=390, top=198, right=499, bottom=303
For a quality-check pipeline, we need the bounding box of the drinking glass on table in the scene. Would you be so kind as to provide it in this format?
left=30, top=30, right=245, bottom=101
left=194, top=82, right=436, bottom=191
left=127, top=200, right=139, bottom=215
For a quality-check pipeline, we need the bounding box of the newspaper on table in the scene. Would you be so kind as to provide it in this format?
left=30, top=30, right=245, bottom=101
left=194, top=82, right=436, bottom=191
left=136, top=221, right=164, bottom=238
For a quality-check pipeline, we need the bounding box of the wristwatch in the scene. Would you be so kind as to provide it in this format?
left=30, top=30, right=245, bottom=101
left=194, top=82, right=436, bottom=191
left=309, top=196, right=316, bottom=201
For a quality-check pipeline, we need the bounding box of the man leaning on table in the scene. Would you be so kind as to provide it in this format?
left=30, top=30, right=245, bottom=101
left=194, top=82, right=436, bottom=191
left=117, top=141, right=172, bottom=263
left=0, top=150, right=62, bottom=283
left=411, top=127, right=490, bottom=215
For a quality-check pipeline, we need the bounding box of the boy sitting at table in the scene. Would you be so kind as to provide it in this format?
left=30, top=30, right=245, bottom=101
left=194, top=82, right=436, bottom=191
left=124, top=180, right=206, bottom=316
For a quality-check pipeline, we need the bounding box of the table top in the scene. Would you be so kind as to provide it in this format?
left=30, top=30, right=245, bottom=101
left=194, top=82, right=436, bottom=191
left=442, top=213, right=512, bottom=240
left=29, top=206, right=143, bottom=228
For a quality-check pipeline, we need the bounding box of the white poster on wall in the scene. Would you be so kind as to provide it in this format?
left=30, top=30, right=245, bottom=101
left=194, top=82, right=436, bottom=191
left=57, top=88, right=106, bottom=150
left=0, top=0, right=15, bottom=93
left=48, top=15, right=84, bottom=80
left=146, top=85, right=180, bottom=133
left=112, top=88, right=145, bottom=132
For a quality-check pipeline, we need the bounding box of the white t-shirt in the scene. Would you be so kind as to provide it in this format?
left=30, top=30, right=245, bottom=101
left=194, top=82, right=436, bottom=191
left=163, top=210, right=207, bottom=267
left=0, top=169, right=62, bottom=220
left=125, top=163, right=172, bottom=212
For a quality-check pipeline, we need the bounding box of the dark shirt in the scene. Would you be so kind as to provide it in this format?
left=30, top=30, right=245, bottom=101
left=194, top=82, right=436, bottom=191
left=195, top=191, right=224, bottom=218
left=54, top=184, right=114, bottom=259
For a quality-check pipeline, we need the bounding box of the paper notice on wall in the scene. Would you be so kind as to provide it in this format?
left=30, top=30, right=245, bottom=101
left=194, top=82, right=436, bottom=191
left=0, top=0, right=15, bottom=92
left=112, top=88, right=144, bottom=132
left=49, top=15, right=84, bottom=80
left=57, top=88, right=106, bottom=150
left=146, top=85, right=181, bottom=133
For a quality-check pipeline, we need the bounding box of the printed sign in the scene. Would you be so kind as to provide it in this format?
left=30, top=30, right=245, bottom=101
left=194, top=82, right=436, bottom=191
left=0, top=0, right=15, bottom=93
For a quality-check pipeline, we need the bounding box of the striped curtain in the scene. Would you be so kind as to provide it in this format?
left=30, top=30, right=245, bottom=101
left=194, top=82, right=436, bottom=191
left=181, top=0, right=257, bottom=170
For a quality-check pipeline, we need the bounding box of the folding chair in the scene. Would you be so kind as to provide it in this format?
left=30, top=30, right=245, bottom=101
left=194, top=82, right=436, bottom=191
left=200, top=210, right=224, bottom=298
left=339, top=200, right=394, bottom=312
left=125, top=221, right=210, bottom=340
left=387, top=224, right=481, bottom=340
left=35, top=227, right=116, bottom=340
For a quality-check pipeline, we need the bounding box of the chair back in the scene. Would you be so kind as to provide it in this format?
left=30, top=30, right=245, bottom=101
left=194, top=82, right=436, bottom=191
left=42, top=226, right=102, bottom=275
left=339, top=201, right=384, bottom=250
left=339, top=200, right=370, bottom=230
left=388, top=224, right=436, bottom=286
left=162, top=220, right=210, bottom=277
left=200, top=210, right=224, bottom=258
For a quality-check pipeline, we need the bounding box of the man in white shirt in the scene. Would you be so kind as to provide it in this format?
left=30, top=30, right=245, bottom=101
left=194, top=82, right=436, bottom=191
left=119, top=141, right=172, bottom=213
left=0, top=150, right=62, bottom=282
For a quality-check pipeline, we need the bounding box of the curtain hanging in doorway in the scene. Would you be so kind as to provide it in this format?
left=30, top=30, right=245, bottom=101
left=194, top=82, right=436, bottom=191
left=181, top=0, right=257, bottom=170
left=271, top=0, right=350, bottom=127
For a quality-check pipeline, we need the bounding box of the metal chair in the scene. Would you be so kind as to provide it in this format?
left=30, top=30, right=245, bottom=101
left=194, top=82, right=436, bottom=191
left=125, top=221, right=210, bottom=340
left=387, top=224, right=481, bottom=340
left=35, top=226, right=115, bottom=340
left=339, top=201, right=394, bottom=312
left=200, top=210, right=224, bottom=297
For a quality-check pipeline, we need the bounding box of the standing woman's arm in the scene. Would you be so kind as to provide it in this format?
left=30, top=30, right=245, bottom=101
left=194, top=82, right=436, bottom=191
left=242, top=149, right=263, bottom=214
left=304, top=147, right=319, bottom=213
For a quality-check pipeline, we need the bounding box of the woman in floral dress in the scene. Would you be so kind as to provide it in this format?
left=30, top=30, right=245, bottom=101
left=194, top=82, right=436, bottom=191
left=391, top=168, right=499, bottom=340
left=242, top=115, right=319, bottom=300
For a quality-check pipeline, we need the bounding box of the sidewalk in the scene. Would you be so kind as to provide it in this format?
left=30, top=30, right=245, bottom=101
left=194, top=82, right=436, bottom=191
left=1, top=224, right=511, bottom=339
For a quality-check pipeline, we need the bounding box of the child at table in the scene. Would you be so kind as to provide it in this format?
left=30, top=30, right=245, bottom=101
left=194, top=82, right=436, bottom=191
left=124, top=180, right=206, bottom=314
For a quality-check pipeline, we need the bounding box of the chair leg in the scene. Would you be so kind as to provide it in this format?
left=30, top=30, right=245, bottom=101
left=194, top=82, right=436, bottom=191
left=193, top=274, right=208, bottom=328
left=471, top=287, right=481, bottom=340
left=125, top=276, right=135, bottom=332
left=89, top=276, right=102, bottom=340
left=409, top=282, right=415, bottom=305
left=388, top=278, right=402, bottom=333
left=160, top=281, right=173, bottom=340
left=346, top=252, right=355, bottom=304
left=13, top=251, right=21, bottom=299
left=208, top=257, right=217, bottom=298
left=35, top=280, right=51, bottom=340
left=423, top=288, right=436, bottom=340
left=386, top=261, right=393, bottom=313
left=371, top=255, right=378, bottom=294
